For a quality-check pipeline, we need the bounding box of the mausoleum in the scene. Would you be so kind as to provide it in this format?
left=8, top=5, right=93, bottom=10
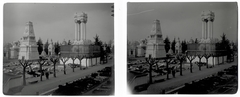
left=60, top=12, right=101, bottom=67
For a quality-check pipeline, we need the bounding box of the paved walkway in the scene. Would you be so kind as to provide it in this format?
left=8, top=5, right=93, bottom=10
left=17, top=59, right=114, bottom=95
left=129, top=58, right=237, bottom=94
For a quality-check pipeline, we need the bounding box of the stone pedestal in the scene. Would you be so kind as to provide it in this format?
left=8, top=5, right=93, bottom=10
left=145, top=43, right=166, bottom=58
left=18, top=45, right=39, bottom=60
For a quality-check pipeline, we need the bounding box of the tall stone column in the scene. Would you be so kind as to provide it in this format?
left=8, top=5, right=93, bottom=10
left=81, top=22, right=84, bottom=40
left=84, top=23, right=86, bottom=40
left=211, top=21, right=213, bottom=39
left=208, top=21, right=211, bottom=39
left=75, top=22, right=78, bottom=41
left=78, top=22, right=81, bottom=40
left=202, top=21, right=205, bottom=39
left=205, top=21, right=208, bottom=39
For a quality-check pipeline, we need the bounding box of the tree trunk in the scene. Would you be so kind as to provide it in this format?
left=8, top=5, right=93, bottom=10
left=72, top=67, right=75, bottom=72
left=23, top=67, right=26, bottom=85
left=156, top=63, right=159, bottom=72
left=180, top=62, right=183, bottom=76
left=40, top=64, right=43, bottom=81
left=190, top=61, right=193, bottom=73
left=212, top=56, right=214, bottom=67
left=199, top=58, right=202, bottom=63
left=86, top=58, right=88, bottom=68
left=63, top=62, right=66, bottom=74
left=149, top=63, right=153, bottom=84
left=53, top=63, right=56, bottom=77
left=72, top=59, right=75, bottom=72
left=166, top=61, right=169, bottom=79
left=80, top=60, right=82, bottom=70
left=206, top=58, right=209, bottom=68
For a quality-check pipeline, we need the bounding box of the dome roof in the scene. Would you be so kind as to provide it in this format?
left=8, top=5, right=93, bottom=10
left=62, top=40, right=67, bottom=45
left=48, top=40, right=54, bottom=49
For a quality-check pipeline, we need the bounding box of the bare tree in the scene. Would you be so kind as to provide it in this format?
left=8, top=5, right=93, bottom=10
left=69, top=63, right=77, bottom=72
left=145, top=55, right=159, bottom=84
left=176, top=54, right=186, bottom=76
left=195, top=62, right=203, bottom=71
left=19, top=59, right=33, bottom=85
left=60, top=57, right=69, bottom=74
left=38, top=57, right=47, bottom=81
left=165, top=54, right=174, bottom=79
left=186, top=54, right=196, bottom=73
left=50, top=56, right=59, bottom=77
left=70, top=56, right=77, bottom=72
left=76, top=55, right=84, bottom=70
left=203, top=54, right=211, bottom=68
left=197, top=54, right=203, bottom=63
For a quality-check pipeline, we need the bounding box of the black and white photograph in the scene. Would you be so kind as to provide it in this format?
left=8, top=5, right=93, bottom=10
left=3, top=3, right=114, bottom=95
left=127, top=2, right=238, bottom=94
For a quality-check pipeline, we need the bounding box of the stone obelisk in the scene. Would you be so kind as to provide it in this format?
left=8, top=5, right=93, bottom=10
left=145, top=20, right=166, bottom=58
left=18, top=21, right=39, bottom=60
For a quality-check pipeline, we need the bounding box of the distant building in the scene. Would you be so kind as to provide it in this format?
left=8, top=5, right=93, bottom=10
left=10, top=41, right=20, bottom=59
left=61, top=39, right=67, bottom=45
left=127, top=41, right=138, bottom=57
left=3, top=43, right=12, bottom=59
left=175, top=38, right=182, bottom=54
left=48, top=40, right=55, bottom=55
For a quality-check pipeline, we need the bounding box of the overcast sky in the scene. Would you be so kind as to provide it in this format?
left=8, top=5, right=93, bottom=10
left=127, top=2, right=237, bottom=43
left=4, top=3, right=114, bottom=44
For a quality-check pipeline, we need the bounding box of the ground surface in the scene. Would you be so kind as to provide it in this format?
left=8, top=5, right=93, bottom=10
left=128, top=57, right=237, bottom=94
left=4, top=59, right=114, bottom=95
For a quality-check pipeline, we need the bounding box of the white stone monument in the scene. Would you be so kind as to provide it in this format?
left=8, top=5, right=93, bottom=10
left=48, top=39, right=55, bottom=55
left=145, top=20, right=166, bottom=58
left=18, top=21, right=39, bottom=60
left=187, top=11, right=227, bottom=66
left=175, top=38, right=182, bottom=54
left=10, top=41, right=20, bottom=59
left=73, top=12, right=92, bottom=45
left=60, top=12, right=100, bottom=67
left=200, top=10, right=215, bottom=43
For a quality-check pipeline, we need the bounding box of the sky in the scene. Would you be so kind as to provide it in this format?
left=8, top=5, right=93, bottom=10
left=3, top=3, right=114, bottom=44
left=127, top=2, right=238, bottom=43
